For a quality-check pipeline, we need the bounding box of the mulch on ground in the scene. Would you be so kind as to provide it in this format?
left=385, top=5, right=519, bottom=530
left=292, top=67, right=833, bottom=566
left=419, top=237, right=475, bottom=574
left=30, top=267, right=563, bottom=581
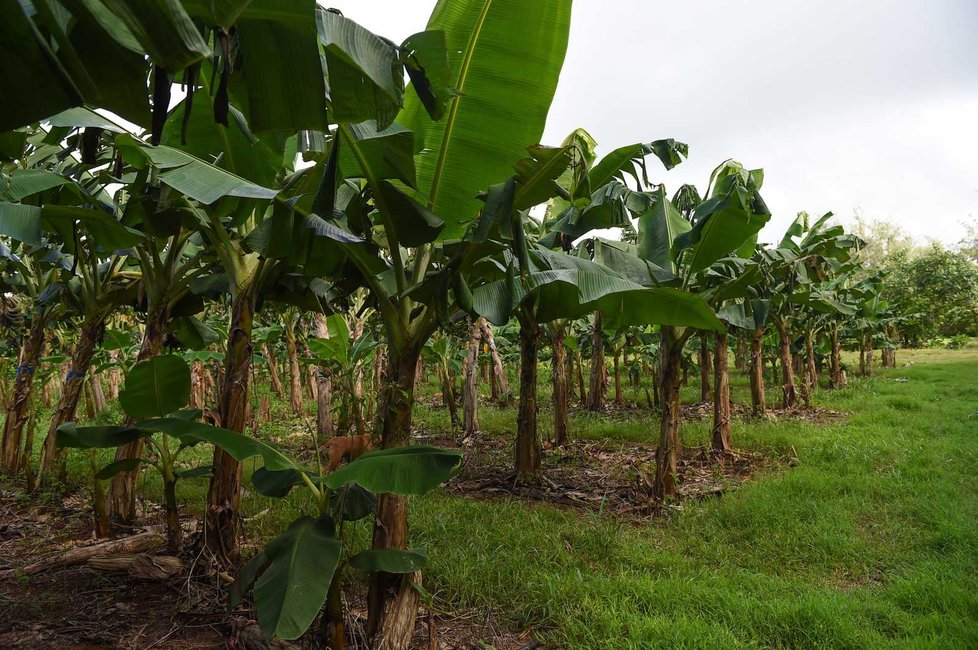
left=420, top=432, right=782, bottom=521
left=0, top=485, right=536, bottom=649
left=0, top=488, right=227, bottom=649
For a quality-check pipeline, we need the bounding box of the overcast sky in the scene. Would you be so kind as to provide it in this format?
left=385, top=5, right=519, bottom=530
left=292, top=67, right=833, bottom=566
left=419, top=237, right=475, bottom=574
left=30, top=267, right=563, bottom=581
left=326, top=0, right=978, bottom=245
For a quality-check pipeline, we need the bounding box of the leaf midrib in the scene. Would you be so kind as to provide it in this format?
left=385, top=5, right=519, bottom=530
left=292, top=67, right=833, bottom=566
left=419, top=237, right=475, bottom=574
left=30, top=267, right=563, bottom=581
left=426, top=0, right=494, bottom=211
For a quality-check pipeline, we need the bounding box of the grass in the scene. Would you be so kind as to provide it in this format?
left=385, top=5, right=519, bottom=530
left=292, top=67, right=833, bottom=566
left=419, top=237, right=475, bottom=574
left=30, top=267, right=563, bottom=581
left=39, top=348, right=978, bottom=647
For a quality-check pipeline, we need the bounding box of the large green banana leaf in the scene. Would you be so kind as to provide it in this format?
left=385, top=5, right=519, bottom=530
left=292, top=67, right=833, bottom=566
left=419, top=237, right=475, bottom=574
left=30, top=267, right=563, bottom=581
left=595, top=288, right=722, bottom=331
left=118, top=355, right=191, bottom=420
left=254, top=515, right=341, bottom=640
left=399, top=0, right=573, bottom=239
left=117, top=135, right=277, bottom=205
left=161, top=74, right=284, bottom=188
left=637, top=187, right=690, bottom=273
left=231, top=0, right=327, bottom=133
left=324, top=446, right=463, bottom=494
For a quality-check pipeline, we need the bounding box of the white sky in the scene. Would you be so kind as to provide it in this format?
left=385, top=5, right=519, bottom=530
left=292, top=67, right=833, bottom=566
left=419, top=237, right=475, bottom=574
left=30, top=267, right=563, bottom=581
left=326, top=0, right=978, bottom=245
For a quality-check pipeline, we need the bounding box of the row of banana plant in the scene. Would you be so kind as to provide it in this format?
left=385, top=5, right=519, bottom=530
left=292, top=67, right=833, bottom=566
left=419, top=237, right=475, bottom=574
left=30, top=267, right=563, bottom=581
left=0, top=0, right=902, bottom=646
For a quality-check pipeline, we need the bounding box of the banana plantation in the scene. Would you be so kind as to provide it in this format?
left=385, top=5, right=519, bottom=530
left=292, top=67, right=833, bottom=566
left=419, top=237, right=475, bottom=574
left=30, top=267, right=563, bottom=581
left=1, top=1, right=976, bottom=648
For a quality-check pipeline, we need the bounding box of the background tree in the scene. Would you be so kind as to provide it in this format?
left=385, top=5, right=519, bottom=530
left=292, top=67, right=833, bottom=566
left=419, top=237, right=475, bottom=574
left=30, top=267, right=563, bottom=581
left=879, top=245, right=978, bottom=343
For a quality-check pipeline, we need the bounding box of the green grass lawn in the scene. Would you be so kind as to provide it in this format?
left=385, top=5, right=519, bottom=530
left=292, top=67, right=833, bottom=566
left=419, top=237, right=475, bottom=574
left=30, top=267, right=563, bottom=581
left=50, top=348, right=978, bottom=648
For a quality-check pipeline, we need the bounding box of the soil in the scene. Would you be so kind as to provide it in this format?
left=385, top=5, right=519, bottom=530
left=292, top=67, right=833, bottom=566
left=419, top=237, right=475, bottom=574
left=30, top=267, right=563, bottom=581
left=0, top=485, right=535, bottom=649
left=425, top=432, right=780, bottom=521
left=591, top=398, right=846, bottom=425
left=0, top=487, right=228, bottom=649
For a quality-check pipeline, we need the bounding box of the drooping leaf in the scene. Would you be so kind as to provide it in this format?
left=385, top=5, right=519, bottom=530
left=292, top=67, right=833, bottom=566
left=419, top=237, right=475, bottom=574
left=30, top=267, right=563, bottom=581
left=401, top=30, right=452, bottom=121
left=42, top=206, right=145, bottom=251
left=317, top=8, right=403, bottom=128
left=675, top=162, right=771, bottom=273
left=594, top=287, right=723, bottom=331
left=590, top=238, right=675, bottom=286
left=0, top=3, right=82, bottom=131
left=232, top=0, right=328, bottom=133
left=55, top=2, right=152, bottom=127
left=588, top=139, right=687, bottom=190
left=636, top=188, right=690, bottom=274
left=716, top=302, right=754, bottom=330
left=95, top=0, right=210, bottom=70
left=377, top=181, right=444, bottom=247
left=5, top=169, right=71, bottom=201
left=0, top=203, right=42, bottom=245
left=95, top=458, right=144, bottom=480
left=118, top=137, right=278, bottom=205
left=56, top=422, right=147, bottom=449
left=230, top=550, right=269, bottom=608
left=251, top=468, right=377, bottom=520
left=348, top=548, right=428, bottom=574
left=173, top=465, right=213, bottom=479
left=171, top=316, right=220, bottom=350
left=327, top=482, right=376, bottom=521
left=181, top=0, right=253, bottom=28
left=748, top=298, right=771, bottom=328
left=252, top=466, right=305, bottom=498
left=46, top=107, right=129, bottom=132
left=337, top=121, right=417, bottom=189
left=154, top=419, right=298, bottom=471
left=0, top=131, right=28, bottom=161
left=513, top=145, right=573, bottom=211
left=471, top=276, right=519, bottom=326
left=157, top=159, right=278, bottom=205
left=161, top=78, right=282, bottom=188
left=254, top=515, right=340, bottom=640
left=649, top=139, right=689, bottom=171
left=545, top=182, right=632, bottom=243
left=325, top=446, right=462, bottom=495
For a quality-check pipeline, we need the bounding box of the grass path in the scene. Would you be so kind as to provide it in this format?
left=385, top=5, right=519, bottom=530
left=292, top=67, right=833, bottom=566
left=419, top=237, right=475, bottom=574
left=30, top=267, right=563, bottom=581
left=408, top=349, right=978, bottom=648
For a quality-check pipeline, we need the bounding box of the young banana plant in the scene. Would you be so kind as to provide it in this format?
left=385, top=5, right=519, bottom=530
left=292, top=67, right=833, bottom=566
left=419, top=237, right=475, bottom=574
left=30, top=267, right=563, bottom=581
left=58, top=353, right=461, bottom=646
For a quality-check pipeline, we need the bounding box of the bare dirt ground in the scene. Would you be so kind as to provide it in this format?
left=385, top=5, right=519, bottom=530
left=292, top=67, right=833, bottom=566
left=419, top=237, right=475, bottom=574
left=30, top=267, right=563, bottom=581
left=0, top=486, right=535, bottom=649
left=427, top=433, right=778, bottom=521
left=0, top=488, right=228, bottom=648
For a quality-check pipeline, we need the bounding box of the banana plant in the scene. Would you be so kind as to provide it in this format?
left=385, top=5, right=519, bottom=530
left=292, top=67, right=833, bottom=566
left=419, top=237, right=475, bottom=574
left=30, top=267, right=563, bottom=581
left=69, top=110, right=219, bottom=523
left=237, top=446, right=461, bottom=648
left=57, top=353, right=462, bottom=647
left=422, top=334, right=462, bottom=429
left=0, top=127, right=144, bottom=486
left=633, top=161, right=772, bottom=499
left=283, top=2, right=576, bottom=641
left=57, top=355, right=214, bottom=551
left=308, top=315, right=381, bottom=437
left=850, top=273, right=891, bottom=376
left=0, top=240, right=69, bottom=474
left=714, top=293, right=771, bottom=413
left=699, top=256, right=765, bottom=452
left=756, top=212, right=862, bottom=407
left=468, top=132, right=715, bottom=475
left=472, top=206, right=721, bottom=478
